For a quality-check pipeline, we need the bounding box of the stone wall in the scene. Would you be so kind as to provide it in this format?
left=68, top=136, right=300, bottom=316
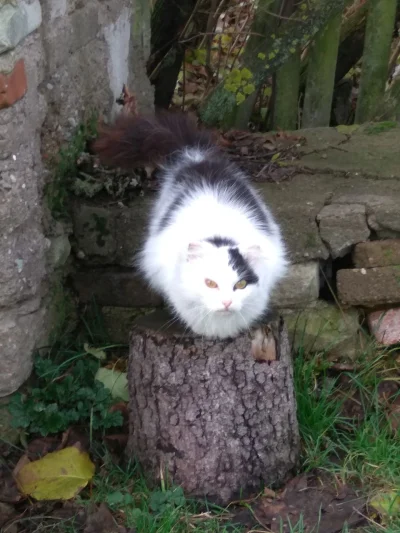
left=70, top=126, right=400, bottom=360
left=0, top=0, right=152, bottom=396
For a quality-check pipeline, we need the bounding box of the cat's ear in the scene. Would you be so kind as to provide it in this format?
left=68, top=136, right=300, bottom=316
left=187, top=241, right=209, bottom=261
left=245, top=245, right=263, bottom=264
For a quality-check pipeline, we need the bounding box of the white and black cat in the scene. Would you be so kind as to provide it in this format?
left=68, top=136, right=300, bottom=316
left=94, top=111, right=287, bottom=338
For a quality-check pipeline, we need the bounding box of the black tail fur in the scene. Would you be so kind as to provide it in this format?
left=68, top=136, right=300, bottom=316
left=93, top=110, right=215, bottom=169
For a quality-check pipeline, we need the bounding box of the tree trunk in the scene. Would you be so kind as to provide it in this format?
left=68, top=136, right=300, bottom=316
left=127, top=311, right=300, bottom=505
left=273, top=49, right=301, bottom=130
left=302, top=11, right=342, bottom=127
left=355, top=0, right=398, bottom=123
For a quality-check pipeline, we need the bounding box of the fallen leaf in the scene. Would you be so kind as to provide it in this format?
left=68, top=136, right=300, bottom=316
left=336, top=124, right=359, bottom=135
left=84, top=502, right=129, bottom=533
left=26, top=436, right=61, bottom=460
left=370, top=490, right=400, bottom=520
left=95, top=368, right=129, bottom=401
left=14, top=445, right=95, bottom=500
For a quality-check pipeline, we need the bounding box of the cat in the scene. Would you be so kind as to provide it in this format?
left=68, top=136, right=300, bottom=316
left=94, top=111, right=287, bottom=339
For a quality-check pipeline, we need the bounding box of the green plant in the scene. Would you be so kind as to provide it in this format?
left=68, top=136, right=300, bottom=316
left=46, top=112, right=98, bottom=219
left=9, top=352, right=122, bottom=436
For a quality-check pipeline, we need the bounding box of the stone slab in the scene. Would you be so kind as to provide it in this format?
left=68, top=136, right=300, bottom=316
left=317, top=203, right=370, bottom=258
left=283, top=301, right=360, bottom=359
left=270, top=262, right=319, bottom=308
left=368, top=308, right=400, bottom=346
left=337, top=267, right=400, bottom=307
left=293, top=125, right=400, bottom=179
left=72, top=270, right=162, bottom=307
left=353, top=240, right=400, bottom=268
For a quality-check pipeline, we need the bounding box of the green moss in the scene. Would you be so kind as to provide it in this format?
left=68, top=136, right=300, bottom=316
left=365, top=121, right=398, bottom=135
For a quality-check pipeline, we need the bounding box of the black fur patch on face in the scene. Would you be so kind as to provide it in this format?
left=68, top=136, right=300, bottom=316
left=206, top=236, right=236, bottom=247
left=228, top=248, right=259, bottom=286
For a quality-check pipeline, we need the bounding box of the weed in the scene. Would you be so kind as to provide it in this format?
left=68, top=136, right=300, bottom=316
left=46, top=112, right=98, bottom=219
left=9, top=350, right=122, bottom=436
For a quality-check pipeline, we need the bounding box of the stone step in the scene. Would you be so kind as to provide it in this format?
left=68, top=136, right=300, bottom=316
left=71, top=270, right=162, bottom=308
left=337, top=266, right=400, bottom=307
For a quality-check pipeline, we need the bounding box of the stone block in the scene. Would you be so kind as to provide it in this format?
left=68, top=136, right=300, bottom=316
left=317, top=204, right=370, bottom=258
left=367, top=308, right=400, bottom=346
left=115, top=200, right=152, bottom=266
left=337, top=267, right=400, bottom=307
left=73, top=205, right=116, bottom=260
left=0, top=59, right=27, bottom=110
left=283, top=302, right=360, bottom=359
left=353, top=240, right=400, bottom=268
left=270, top=262, right=319, bottom=308
left=0, top=299, right=45, bottom=397
left=102, top=306, right=152, bottom=344
left=72, top=270, right=162, bottom=307
left=0, top=1, right=42, bottom=54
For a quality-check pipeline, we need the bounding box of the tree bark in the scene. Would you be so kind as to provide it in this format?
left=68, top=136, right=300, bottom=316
left=127, top=311, right=300, bottom=505
left=355, top=0, right=398, bottom=123
left=302, top=10, right=342, bottom=128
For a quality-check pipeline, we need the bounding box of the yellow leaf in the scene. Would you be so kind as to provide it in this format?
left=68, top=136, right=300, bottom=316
left=84, top=343, right=106, bottom=360
left=271, top=152, right=281, bottom=162
left=370, top=491, right=400, bottom=520
left=15, top=446, right=95, bottom=501
left=268, top=51, right=276, bottom=60
left=95, top=367, right=129, bottom=401
left=236, top=92, right=245, bottom=105
left=258, top=52, right=266, bottom=60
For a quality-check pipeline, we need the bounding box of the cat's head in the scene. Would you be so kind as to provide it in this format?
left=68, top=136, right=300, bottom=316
left=179, top=239, right=265, bottom=316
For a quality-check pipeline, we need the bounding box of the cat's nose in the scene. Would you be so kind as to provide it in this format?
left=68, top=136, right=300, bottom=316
left=222, top=300, right=232, bottom=309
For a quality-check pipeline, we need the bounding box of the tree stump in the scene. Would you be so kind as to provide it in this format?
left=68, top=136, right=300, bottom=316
left=127, top=310, right=300, bottom=505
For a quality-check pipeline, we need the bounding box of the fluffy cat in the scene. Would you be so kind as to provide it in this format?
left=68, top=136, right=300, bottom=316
left=94, top=111, right=287, bottom=338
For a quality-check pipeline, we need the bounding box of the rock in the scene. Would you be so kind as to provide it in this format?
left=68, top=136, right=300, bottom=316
left=0, top=222, right=46, bottom=308
left=47, top=235, right=71, bottom=269
left=0, top=59, right=27, bottom=110
left=317, top=204, right=370, bottom=258
left=270, top=262, right=319, bottom=308
left=72, top=270, right=162, bottom=307
left=353, top=240, right=400, bottom=268
left=102, top=306, right=153, bottom=344
left=0, top=0, right=42, bottom=54
left=368, top=308, right=400, bottom=346
left=0, top=299, right=45, bottom=397
left=283, top=302, right=360, bottom=359
left=337, top=267, right=400, bottom=307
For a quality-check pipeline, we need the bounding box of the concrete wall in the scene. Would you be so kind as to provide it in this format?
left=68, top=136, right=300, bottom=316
left=0, top=0, right=152, bottom=396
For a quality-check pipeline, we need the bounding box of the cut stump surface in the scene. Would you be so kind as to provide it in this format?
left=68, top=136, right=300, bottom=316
left=127, top=311, right=300, bottom=504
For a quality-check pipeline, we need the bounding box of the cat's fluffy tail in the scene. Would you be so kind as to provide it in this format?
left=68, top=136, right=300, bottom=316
left=93, top=110, right=214, bottom=168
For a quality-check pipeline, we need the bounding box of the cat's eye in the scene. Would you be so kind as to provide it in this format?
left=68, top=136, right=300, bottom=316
left=234, top=280, right=247, bottom=290
left=205, top=278, right=218, bottom=289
